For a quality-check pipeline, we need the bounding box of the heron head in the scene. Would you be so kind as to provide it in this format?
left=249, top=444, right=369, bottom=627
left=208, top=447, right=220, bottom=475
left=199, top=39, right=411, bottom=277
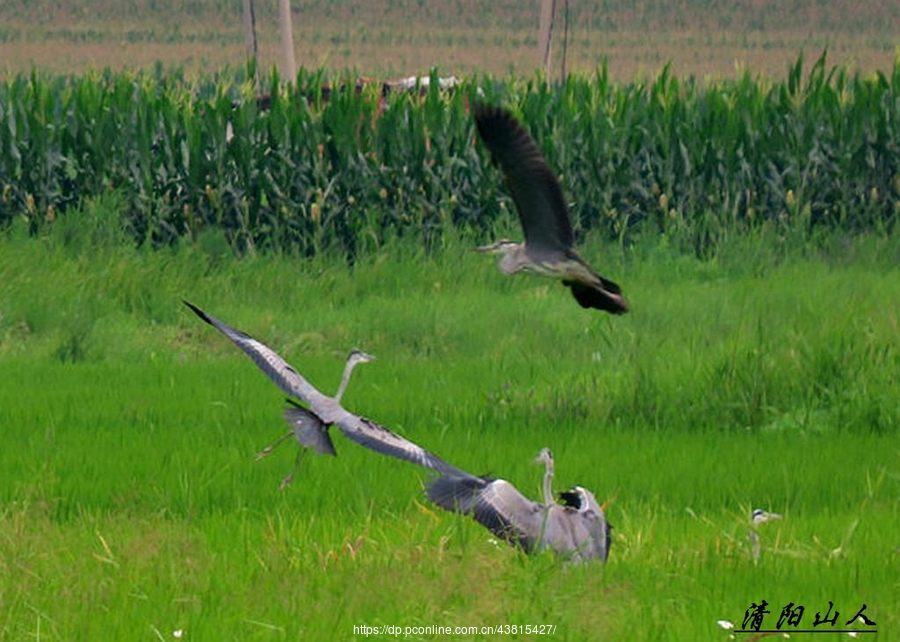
left=347, top=349, right=377, bottom=367
left=533, top=447, right=554, bottom=467
left=474, top=239, right=519, bottom=255
left=751, top=509, right=783, bottom=525
left=476, top=240, right=526, bottom=275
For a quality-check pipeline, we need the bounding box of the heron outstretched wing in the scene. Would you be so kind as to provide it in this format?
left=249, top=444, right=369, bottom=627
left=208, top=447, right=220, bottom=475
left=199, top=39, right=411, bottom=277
left=285, top=399, right=467, bottom=476
left=332, top=413, right=475, bottom=478
left=473, top=479, right=547, bottom=551
left=474, top=104, right=574, bottom=253
left=427, top=475, right=544, bottom=552
left=185, top=301, right=333, bottom=412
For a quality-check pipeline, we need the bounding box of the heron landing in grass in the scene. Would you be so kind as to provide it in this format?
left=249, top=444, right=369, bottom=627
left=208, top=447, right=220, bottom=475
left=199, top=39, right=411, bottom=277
left=473, top=104, right=629, bottom=314
left=427, top=447, right=611, bottom=563
left=184, top=301, right=474, bottom=489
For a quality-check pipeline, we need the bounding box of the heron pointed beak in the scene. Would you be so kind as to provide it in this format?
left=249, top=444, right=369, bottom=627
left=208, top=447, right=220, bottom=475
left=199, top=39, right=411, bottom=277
left=474, top=240, right=512, bottom=254
left=349, top=349, right=376, bottom=363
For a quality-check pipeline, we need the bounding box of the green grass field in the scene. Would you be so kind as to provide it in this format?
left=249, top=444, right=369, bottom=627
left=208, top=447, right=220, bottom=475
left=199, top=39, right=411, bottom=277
left=1, top=201, right=897, bottom=639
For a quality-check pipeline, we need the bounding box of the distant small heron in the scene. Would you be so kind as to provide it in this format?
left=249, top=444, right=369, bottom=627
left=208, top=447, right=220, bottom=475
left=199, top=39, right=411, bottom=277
left=749, top=508, right=783, bottom=562
left=473, top=104, right=628, bottom=314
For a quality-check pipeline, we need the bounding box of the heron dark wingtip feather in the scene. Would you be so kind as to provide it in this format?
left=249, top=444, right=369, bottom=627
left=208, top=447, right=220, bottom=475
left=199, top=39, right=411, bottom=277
left=426, top=474, right=485, bottom=512
left=565, top=281, right=629, bottom=314
left=183, top=300, right=212, bottom=324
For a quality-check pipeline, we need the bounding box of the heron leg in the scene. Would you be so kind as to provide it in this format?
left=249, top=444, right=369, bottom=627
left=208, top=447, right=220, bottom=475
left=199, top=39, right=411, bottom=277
left=279, top=448, right=306, bottom=490
left=256, top=430, right=294, bottom=460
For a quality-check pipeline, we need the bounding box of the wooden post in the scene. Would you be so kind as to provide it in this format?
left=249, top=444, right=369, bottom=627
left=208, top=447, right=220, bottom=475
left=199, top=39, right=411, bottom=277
left=560, top=0, right=569, bottom=79
left=538, top=0, right=557, bottom=79
left=278, top=0, right=297, bottom=82
left=241, top=0, right=260, bottom=86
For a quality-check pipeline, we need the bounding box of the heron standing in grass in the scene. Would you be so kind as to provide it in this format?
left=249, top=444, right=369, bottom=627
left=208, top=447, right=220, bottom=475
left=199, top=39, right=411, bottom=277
left=184, top=301, right=474, bottom=488
left=749, top=508, right=783, bottom=562
left=427, top=448, right=611, bottom=562
left=473, top=104, right=629, bottom=314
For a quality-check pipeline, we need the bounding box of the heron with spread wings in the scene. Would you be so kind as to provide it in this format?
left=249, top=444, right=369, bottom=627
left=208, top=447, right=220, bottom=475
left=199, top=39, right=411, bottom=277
left=474, top=104, right=628, bottom=314
left=427, top=448, right=611, bottom=562
left=184, top=301, right=474, bottom=488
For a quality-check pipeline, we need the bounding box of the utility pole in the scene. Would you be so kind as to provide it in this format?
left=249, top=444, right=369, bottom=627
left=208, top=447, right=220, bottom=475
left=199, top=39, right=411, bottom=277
left=278, top=0, right=297, bottom=82
left=241, top=0, right=260, bottom=86
left=538, top=0, right=557, bottom=79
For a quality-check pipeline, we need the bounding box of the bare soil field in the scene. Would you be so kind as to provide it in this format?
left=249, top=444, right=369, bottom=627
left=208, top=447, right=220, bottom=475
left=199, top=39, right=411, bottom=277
left=0, top=0, right=896, bottom=79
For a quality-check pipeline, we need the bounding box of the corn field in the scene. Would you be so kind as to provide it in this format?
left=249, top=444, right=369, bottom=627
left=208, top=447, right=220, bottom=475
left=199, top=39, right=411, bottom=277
left=1, top=53, right=898, bottom=257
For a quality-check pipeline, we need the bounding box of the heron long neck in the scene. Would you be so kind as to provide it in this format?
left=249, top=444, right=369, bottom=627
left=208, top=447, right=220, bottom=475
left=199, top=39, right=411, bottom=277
left=748, top=529, right=761, bottom=562
left=334, top=358, right=358, bottom=403
left=541, top=458, right=554, bottom=506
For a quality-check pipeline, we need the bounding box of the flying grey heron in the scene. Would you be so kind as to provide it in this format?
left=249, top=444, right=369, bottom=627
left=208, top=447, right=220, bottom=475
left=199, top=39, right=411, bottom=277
left=473, top=104, right=628, bottom=314
left=184, top=301, right=474, bottom=487
left=749, top=508, right=783, bottom=562
left=427, top=448, right=611, bottom=562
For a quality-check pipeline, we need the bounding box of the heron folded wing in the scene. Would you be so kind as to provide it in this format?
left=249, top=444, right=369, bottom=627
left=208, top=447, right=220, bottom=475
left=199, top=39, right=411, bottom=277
left=582, top=510, right=612, bottom=562
left=283, top=401, right=337, bottom=456
left=557, top=487, right=612, bottom=562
